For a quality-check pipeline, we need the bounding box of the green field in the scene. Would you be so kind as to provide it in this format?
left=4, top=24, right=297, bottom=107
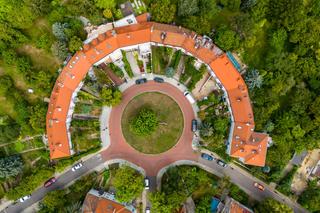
left=121, top=92, right=183, bottom=154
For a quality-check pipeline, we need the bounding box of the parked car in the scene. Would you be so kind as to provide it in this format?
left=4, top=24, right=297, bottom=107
left=254, top=182, right=265, bottom=191
left=216, top=159, right=228, bottom=168
left=184, top=91, right=196, bottom=104
left=19, top=195, right=31, bottom=203
left=71, top=162, right=83, bottom=171
left=44, top=177, right=57, bottom=188
left=145, top=207, right=150, bottom=213
left=201, top=153, right=214, bottom=161
left=154, top=77, right=164, bottom=83
left=144, top=178, right=150, bottom=190
left=135, top=78, right=147, bottom=84
left=191, top=119, right=198, bottom=132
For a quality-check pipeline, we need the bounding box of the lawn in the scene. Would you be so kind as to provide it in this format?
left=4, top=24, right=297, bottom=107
left=121, top=92, right=183, bottom=154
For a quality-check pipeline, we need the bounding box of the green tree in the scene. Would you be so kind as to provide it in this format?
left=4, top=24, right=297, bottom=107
left=113, top=166, right=144, bottom=202
left=245, top=69, right=263, bottom=89
left=150, top=0, right=176, bottom=23
left=149, top=192, right=176, bottom=213
left=94, top=0, right=115, bottom=9
left=220, top=0, right=241, bottom=11
left=130, top=108, right=158, bottom=136
left=184, top=16, right=211, bottom=34
left=298, top=180, right=320, bottom=212
left=52, top=22, right=68, bottom=41
left=28, top=103, right=47, bottom=133
left=68, top=36, right=82, bottom=53
left=41, top=190, right=66, bottom=212
left=51, top=40, right=68, bottom=60
left=255, top=198, right=293, bottom=213
left=6, top=168, right=54, bottom=200
left=178, top=0, right=199, bottom=17
left=0, top=75, right=13, bottom=95
left=214, top=27, right=241, bottom=50
left=195, top=195, right=212, bottom=213
left=100, top=87, right=122, bottom=106
left=0, top=155, right=24, bottom=179
left=103, top=8, right=113, bottom=19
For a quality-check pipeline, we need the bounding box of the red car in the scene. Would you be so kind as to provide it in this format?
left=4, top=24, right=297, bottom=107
left=254, top=182, right=265, bottom=191
left=44, top=177, right=57, bottom=188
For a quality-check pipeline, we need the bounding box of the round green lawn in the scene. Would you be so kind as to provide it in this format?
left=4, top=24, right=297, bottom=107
left=121, top=92, right=184, bottom=154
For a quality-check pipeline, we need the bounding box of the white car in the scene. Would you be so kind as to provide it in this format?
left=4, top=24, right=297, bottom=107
left=144, top=178, right=150, bottom=190
left=71, top=162, right=83, bottom=171
left=19, top=195, right=31, bottom=203
left=145, top=207, right=150, bottom=213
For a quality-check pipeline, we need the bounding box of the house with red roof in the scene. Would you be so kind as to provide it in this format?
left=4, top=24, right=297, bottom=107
left=46, top=13, right=270, bottom=166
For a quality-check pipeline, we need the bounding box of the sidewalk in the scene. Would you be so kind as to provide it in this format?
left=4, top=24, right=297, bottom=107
left=118, top=73, right=200, bottom=114
left=99, top=106, right=112, bottom=149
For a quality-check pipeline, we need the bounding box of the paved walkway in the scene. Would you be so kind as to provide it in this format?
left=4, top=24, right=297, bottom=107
left=126, top=52, right=141, bottom=76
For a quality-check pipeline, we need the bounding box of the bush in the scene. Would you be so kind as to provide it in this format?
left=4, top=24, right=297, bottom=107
left=109, top=63, right=124, bottom=78
left=130, top=108, right=158, bottom=136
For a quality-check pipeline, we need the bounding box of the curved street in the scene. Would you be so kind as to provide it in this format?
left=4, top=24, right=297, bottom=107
left=2, top=81, right=308, bottom=213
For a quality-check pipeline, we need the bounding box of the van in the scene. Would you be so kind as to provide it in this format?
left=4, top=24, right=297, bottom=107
left=184, top=91, right=195, bottom=104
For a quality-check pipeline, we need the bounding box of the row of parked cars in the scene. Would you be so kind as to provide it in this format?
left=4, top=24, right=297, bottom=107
left=135, top=77, right=164, bottom=85
left=18, top=162, right=84, bottom=203
left=200, top=153, right=265, bottom=191
left=201, top=153, right=228, bottom=167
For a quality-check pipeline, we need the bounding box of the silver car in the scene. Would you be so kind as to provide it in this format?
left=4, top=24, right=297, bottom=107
left=19, top=195, right=31, bottom=203
left=71, top=162, right=83, bottom=171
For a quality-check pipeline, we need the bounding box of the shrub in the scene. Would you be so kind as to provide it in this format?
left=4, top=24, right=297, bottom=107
left=0, top=155, right=24, bottom=179
left=130, top=108, right=158, bottom=136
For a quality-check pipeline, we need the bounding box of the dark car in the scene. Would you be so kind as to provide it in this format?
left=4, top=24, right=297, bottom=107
left=154, top=77, right=164, bottom=83
left=201, top=153, right=214, bottom=161
left=192, top=119, right=198, bottom=132
left=135, top=78, right=147, bottom=85
left=44, top=177, right=57, bottom=188
left=216, top=159, right=228, bottom=168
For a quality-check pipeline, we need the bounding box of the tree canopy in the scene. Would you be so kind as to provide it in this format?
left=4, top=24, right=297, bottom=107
left=113, top=166, right=144, bottom=202
left=255, top=198, right=293, bottom=213
left=130, top=108, right=158, bottom=136
left=100, top=87, right=122, bottom=106
left=0, top=155, right=24, bottom=179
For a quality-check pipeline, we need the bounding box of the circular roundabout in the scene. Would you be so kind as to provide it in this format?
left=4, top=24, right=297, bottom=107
left=106, top=80, right=196, bottom=175
left=121, top=92, right=184, bottom=154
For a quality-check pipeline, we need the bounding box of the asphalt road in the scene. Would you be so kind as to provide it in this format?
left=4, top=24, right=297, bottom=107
left=2, top=154, right=103, bottom=213
left=197, top=156, right=308, bottom=213
left=2, top=152, right=308, bottom=213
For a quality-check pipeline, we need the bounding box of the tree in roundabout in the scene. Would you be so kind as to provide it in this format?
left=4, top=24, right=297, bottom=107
left=121, top=92, right=183, bottom=154
left=130, top=108, right=159, bottom=136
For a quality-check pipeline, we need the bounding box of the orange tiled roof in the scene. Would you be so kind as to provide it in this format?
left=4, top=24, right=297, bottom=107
left=136, top=13, right=149, bottom=23
left=82, top=192, right=132, bottom=213
left=46, top=18, right=269, bottom=166
left=228, top=197, right=254, bottom=213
